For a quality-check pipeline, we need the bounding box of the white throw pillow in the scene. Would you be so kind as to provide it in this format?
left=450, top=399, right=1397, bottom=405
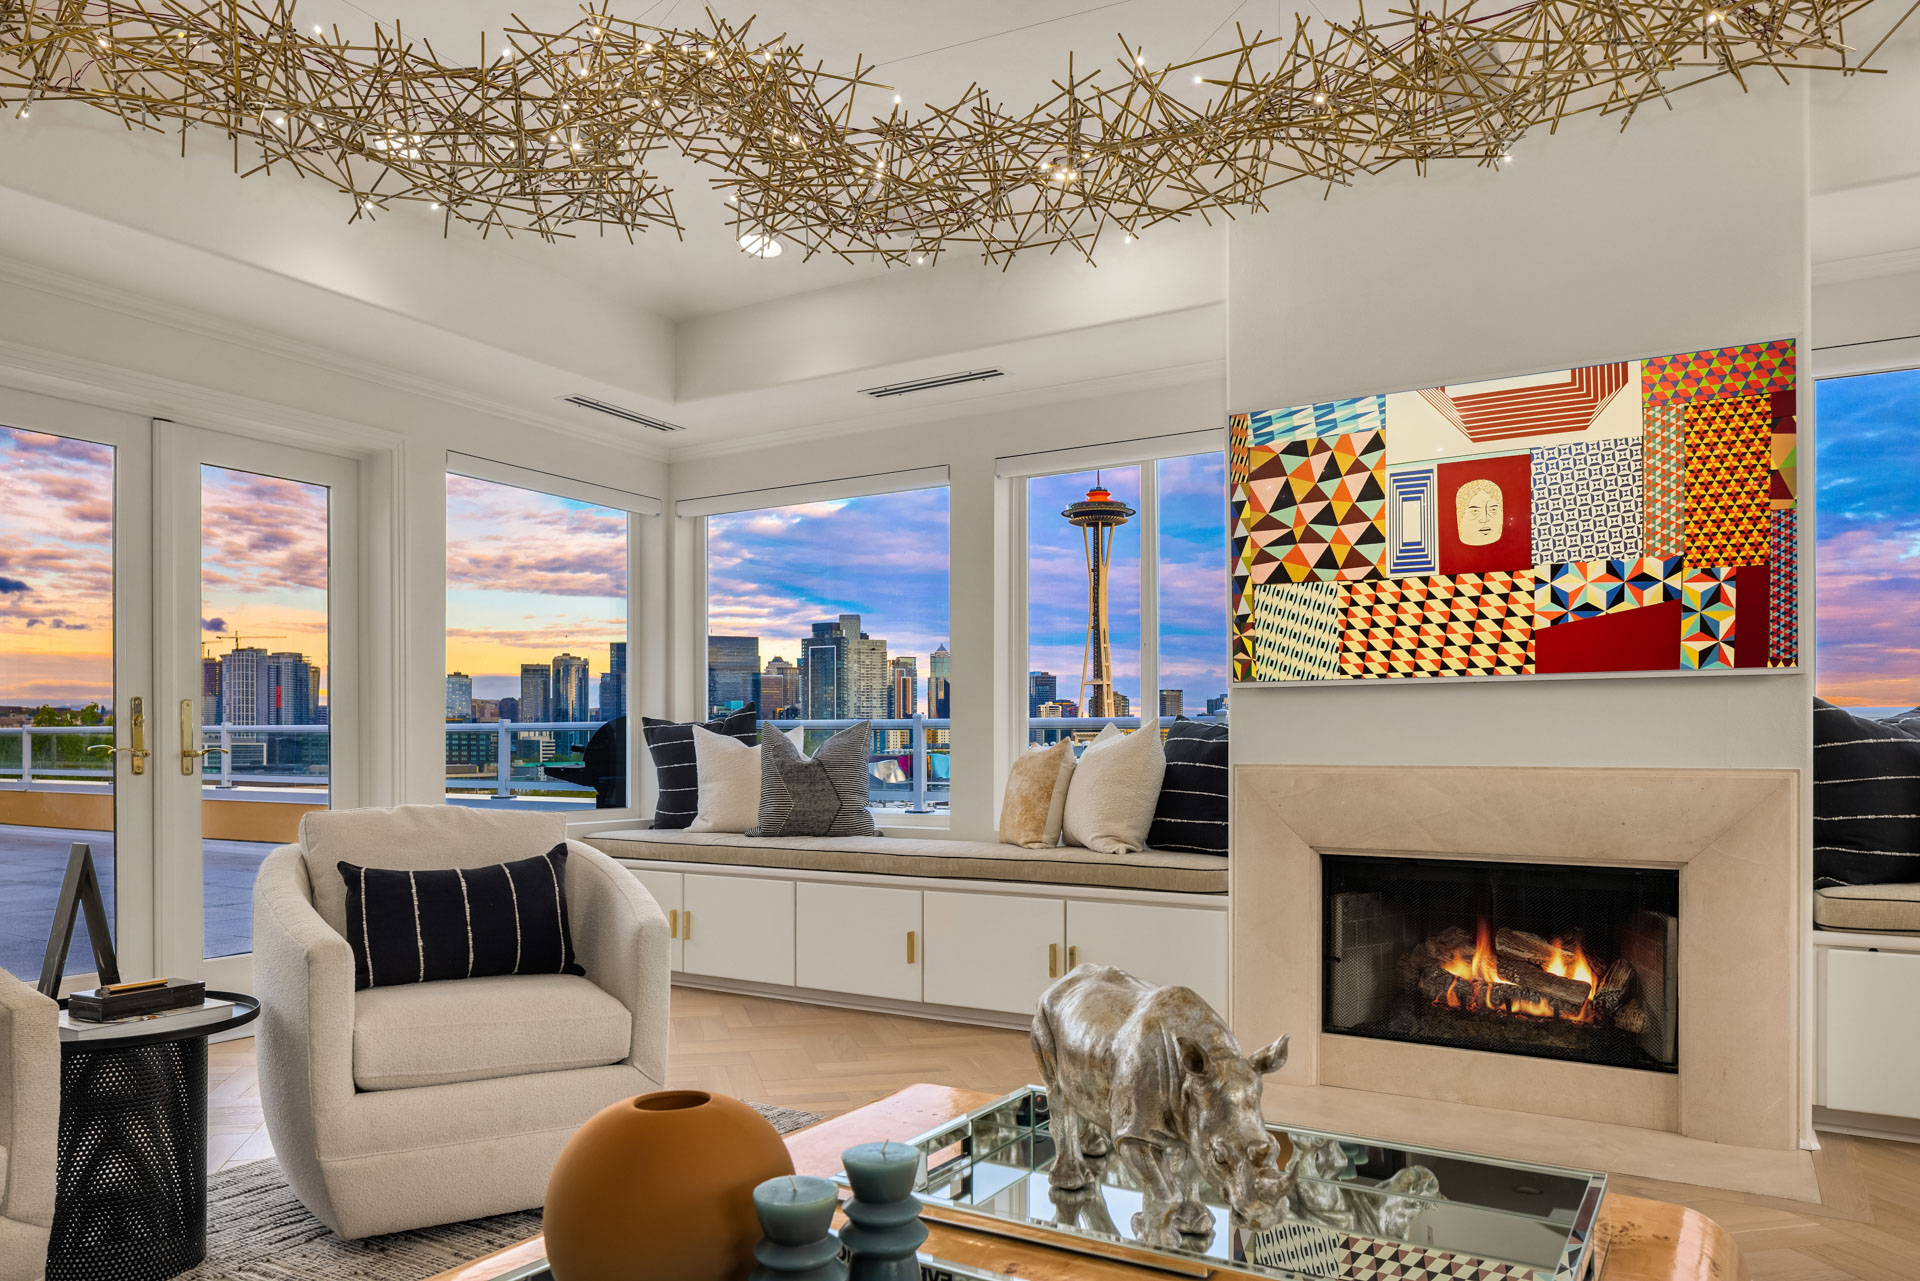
left=689, top=725, right=801, bottom=833
left=1061, top=719, right=1167, bottom=854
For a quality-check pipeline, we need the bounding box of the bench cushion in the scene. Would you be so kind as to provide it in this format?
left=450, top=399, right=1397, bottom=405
left=586, top=830, right=1228, bottom=895
left=1815, top=883, right=1920, bottom=935
left=352, top=972, right=631, bottom=1091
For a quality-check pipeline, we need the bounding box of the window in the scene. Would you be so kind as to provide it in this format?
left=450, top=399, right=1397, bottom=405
left=1815, top=369, right=1920, bottom=713
left=1025, top=451, right=1229, bottom=745
left=445, top=473, right=631, bottom=811
left=704, top=485, right=952, bottom=812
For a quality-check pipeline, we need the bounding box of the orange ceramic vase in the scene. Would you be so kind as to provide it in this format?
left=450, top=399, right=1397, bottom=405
left=543, top=1089, right=796, bottom=1281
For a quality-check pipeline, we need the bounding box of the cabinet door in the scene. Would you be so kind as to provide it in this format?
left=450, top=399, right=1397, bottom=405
left=1067, top=901, right=1229, bottom=1013
left=922, top=891, right=1064, bottom=1015
left=682, top=874, right=795, bottom=986
left=1823, top=948, right=1920, bottom=1119
left=796, top=882, right=922, bottom=1002
left=628, top=869, right=683, bottom=972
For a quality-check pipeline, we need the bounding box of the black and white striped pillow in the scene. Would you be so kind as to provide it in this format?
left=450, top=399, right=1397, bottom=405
left=750, top=721, right=876, bottom=838
left=338, top=844, right=586, bottom=991
left=642, top=705, right=759, bottom=829
left=1147, top=718, right=1229, bottom=855
left=1815, top=699, right=1920, bottom=887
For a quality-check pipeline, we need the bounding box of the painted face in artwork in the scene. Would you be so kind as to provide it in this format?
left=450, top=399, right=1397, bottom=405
left=1455, top=479, right=1503, bottom=546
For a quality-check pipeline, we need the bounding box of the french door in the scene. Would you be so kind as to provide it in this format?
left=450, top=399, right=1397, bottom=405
left=0, top=398, right=358, bottom=992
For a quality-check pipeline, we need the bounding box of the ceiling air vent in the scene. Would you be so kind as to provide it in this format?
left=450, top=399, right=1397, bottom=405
left=561, top=395, right=685, bottom=432
left=858, top=369, right=1006, bottom=399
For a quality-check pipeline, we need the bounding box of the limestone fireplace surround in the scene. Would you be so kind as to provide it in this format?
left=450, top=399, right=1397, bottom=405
left=1233, top=764, right=1812, bottom=1198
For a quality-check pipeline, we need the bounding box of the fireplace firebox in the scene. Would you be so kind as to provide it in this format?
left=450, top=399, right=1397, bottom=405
left=1322, top=855, right=1679, bottom=1073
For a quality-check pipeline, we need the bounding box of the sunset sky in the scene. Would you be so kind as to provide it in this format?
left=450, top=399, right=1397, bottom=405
left=1815, top=369, right=1920, bottom=710
left=200, top=465, right=330, bottom=700
left=0, top=426, right=114, bottom=706
left=446, top=474, right=628, bottom=702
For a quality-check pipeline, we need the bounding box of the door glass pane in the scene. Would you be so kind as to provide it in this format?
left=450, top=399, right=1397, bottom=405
left=1156, top=453, right=1231, bottom=724
left=200, top=465, right=330, bottom=959
left=0, top=425, right=118, bottom=982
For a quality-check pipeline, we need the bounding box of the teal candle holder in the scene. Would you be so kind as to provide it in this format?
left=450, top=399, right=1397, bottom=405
left=838, top=1141, right=927, bottom=1281
left=750, top=1174, right=847, bottom=1281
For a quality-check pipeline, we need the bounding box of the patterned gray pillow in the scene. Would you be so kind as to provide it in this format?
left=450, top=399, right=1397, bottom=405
left=750, top=721, right=877, bottom=837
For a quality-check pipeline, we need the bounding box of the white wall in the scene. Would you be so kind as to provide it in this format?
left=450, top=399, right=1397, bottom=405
left=667, top=373, right=1225, bottom=841
left=1224, top=82, right=1813, bottom=773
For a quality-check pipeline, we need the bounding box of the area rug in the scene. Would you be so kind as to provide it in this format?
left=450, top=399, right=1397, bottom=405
left=187, top=1103, right=823, bottom=1280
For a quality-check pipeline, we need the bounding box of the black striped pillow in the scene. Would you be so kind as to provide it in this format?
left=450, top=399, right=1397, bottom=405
left=1815, top=699, right=1920, bottom=887
left=338, top=844, right=586, bottom=991
left=750, top=721, right=876, bottom=837
left=1147, top=718, right=1229, bottom=856
left=642, top=705, right=759, bottom=829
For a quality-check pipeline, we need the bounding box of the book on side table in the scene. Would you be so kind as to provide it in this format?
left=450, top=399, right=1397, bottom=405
left=58, top=998, right=239, bottom=1042
left=426, top=1084, right=1744, bottom=1281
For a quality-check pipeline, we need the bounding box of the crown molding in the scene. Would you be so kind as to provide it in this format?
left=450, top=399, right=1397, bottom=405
left=1813, top=245, right=1920, bottom=285
left=666, top=356, right=1225, bottom=464
left=0, top=255, right=670, bottom=462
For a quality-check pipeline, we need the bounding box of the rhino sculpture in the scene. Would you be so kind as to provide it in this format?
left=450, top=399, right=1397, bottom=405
left=1032, top=965, right=1295, bottom=1247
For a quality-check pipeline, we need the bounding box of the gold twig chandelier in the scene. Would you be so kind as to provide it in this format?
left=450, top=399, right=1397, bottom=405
left=0, top=0, right=1890, bottom=265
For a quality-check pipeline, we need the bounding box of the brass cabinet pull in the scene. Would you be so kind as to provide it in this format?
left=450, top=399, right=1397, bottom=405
left=1049, top=943, right=1059, bottom=979
left=669, top=909, right=678, bottom=939
left=1068, top=945, right=1078, bottom=968
left=179, top=699, right=228, bottom=775
left=87, top=696, right=150, bottom=775
left=907, top=931, right=916, bottom=965
left=683, top=911, right=692, bottom=941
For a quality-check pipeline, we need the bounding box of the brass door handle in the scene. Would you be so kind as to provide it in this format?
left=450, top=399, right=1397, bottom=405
left=669, top=909, right=679, bottom=939
left=87, top=696, right=149, bottom=774
left=1049, top=943, right=1059, bottom=979
left=907, top=931, right=916, bottom=965
left=180, top=699, right=228, bottom=774
left=683, top=911, right=692, bottom=941
left=1069, top=945, right=1079, bottom=968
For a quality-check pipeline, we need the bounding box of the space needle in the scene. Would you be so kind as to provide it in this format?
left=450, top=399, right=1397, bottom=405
left=1062, top=476, right=1135, bottom=719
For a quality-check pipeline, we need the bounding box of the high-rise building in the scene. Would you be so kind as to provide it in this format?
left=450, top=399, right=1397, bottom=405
left=762, top=656, right=800, bottom=716
left=1159, top=689, right=1183, bottom=718
left=551, top=653, right=591, bottom=749
left=1206, top=694, right=1229, bottom=717
left=472, top=698, right=501, bottom=722
left=888, top=657, right=918, bottom=719
left=1034, top=698, right=1064, bottom=744
left=498, top=696, right=519, bottom=722
left=1063, top=480, right=1135, bottom=718
left=518, top=664, right=551, bottom=723
left=927, top=643, right=951, bottom=747
left=201, top=656, right=222, bottom=725
left=851, top=636, right=889, bottom=723
left=446, top=672, right=474, bottom=721
left=220, top=647, right=267, bottom=728
left=600, top=641, right=628, bottom=720
left=801, top=620, right=846, bottom=720
left=708, top=635, right=761, bottom=717
left=1028, top=671, right=1057, bottom=715
left=1112, top=691, right=1131, bottom=717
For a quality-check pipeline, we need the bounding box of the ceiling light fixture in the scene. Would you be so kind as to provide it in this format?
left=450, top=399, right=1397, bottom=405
left=738, top=226, right=782, bottom=258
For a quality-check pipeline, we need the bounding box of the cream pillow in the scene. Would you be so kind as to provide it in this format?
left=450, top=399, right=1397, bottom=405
left=1061, top=719, right=1166, bottom=854
left=998, top=741, right=1077, bottom=849
left=689, top=725, right=801, bottom=833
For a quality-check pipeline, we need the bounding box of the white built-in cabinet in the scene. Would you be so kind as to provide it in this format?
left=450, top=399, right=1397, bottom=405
left=1066, top=900, right=1229, bottom=1013
left=682, top=873, right=796, bottom=986
left=1820, top=945, right=1920, bottom=1120
left=617, top=862, right=1227, bottom=1023
left=629, top=868, right=683, bottom=971
left=795, top=882, right=923, bottom=1002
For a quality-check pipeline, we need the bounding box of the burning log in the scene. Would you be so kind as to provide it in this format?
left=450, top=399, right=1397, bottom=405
left=1595, top=958, right=1635, bottom=1013
left=1396, top=926, right=1472, bottom=992
left=1615, top=997, right=1652, bottom=1036
left=1413, top=957, right=1588, bottom=1019
left=1496, top=957, right=1593, bottom=1011
left=1493, top=928, right=1561, bottom=969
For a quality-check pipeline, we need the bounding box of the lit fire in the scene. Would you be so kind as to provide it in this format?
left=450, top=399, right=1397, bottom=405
left=1436, top=920, right=1598, bottom=1023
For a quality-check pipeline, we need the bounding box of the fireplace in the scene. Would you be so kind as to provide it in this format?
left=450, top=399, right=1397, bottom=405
left=1322, top=855, right=1679, bottom=1074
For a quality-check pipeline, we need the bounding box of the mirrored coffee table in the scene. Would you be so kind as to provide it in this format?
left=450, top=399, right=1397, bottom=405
left=426, top=1084, right=1742, bottom=1281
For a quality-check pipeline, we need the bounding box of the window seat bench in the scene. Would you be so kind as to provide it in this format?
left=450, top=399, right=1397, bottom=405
left=581, top=828, right=1229, bottom=1024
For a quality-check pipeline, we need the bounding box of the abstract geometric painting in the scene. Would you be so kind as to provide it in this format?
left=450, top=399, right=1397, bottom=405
left=1231, top=338, right=1798, bottom=682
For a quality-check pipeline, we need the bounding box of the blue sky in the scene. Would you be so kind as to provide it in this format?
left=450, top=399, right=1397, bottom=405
left=1815, top=369, right=1920, bottom=708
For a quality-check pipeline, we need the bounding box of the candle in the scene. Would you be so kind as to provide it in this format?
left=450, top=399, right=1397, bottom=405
left=752, top=1174, right=841, bottom=1244
left=839, top=1141, right=920, bottom=1204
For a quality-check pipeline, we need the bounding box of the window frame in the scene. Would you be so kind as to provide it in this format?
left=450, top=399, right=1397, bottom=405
left=683, top=466, right=956, bottom=827
left=1000, top=429, right=1228, bottom=775
left=443, top=453, right=662, bottom=832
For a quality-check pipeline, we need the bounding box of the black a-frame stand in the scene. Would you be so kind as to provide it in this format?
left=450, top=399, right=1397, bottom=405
left=38, top=841, right=120, bottom=997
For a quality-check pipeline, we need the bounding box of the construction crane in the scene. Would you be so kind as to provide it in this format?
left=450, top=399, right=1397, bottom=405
left=208, top=632, right=286, bottom=656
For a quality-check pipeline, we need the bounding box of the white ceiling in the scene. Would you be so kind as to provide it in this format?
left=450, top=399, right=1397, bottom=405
left=0, top=2, right=1916, bottom=456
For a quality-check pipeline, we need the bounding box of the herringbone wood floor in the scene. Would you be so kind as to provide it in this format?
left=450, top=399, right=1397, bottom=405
left=209, top=987, right=1920, bottom=1279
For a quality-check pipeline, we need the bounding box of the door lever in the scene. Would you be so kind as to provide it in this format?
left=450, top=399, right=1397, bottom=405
left=180, top=699, right=229, bottom=775
left=87, top=696, right=150, bottom=775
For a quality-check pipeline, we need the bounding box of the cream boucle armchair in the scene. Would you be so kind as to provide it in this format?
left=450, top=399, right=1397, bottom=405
left=253, top=805, right=669, bottom=1239
left=0, top=966, right=57, bottom=1281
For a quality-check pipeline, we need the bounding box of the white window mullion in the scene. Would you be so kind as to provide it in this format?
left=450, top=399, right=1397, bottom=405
left=1138, top=462, right=1159, bottom=725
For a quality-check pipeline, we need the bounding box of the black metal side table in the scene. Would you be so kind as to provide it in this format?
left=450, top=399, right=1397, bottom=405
left=48, top=992, right=260, bottom=1281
